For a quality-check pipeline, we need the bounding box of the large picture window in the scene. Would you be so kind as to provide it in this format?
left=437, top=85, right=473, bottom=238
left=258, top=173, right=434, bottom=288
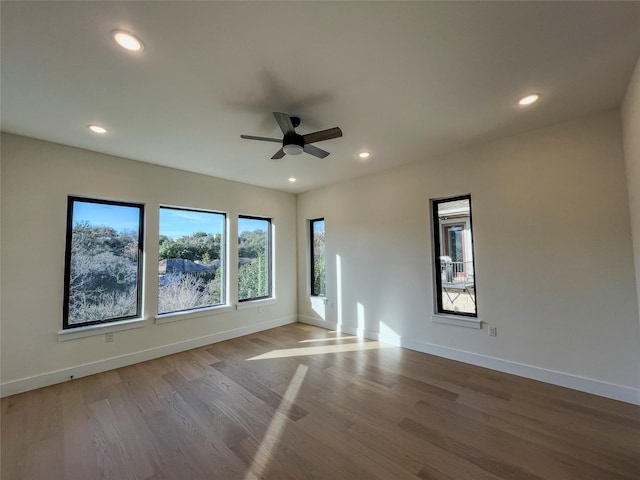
left=432, top=194, right=477, bottom=317
left=63, top=197, right=144, bottom=329
left=310, top=218, right=326, bottom=296
left=238, top=216, right=272, bottom=301
left=158, top=207, right=225, bottom=315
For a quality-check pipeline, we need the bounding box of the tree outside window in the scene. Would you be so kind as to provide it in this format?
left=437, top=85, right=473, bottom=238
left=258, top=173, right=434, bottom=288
left=310, top=218, right=326, bottom=296
left=158, top=207, right=226, bottom=315
left=238, top=216, right=271, bottom=301
left=63, top=197, right=143, bottom=328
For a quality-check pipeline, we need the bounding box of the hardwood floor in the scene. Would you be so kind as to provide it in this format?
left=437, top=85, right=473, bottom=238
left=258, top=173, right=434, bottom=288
left=2, top=323, right=639, bottom=479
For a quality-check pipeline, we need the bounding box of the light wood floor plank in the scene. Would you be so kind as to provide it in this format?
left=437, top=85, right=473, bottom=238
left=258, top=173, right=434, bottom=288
left=2, top=323, right=640, bottom=479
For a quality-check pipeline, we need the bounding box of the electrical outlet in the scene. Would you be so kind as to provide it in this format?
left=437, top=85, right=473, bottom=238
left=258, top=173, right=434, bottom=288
left=105, top=332, right=114, bottom=342
left=488, top=326, right=497, bottom=337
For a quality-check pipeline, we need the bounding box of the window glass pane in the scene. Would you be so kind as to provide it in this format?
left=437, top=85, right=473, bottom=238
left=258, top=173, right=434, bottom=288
left=445, top=224, right=464, bottom=262
left=238, top=216, right=271, bottom=301
left=158, top=207, right=225, bottom=314
left=64, top=197, right=143, bottom=328
left=433, top=196, right=477, bottom=316
left=310, top=219, right=326, bottom=296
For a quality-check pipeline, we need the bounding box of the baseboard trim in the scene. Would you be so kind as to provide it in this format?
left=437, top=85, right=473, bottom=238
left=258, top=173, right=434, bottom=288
left=298, top=316, right=640, bottom=406
left=1, top=316, right=296, bottom=398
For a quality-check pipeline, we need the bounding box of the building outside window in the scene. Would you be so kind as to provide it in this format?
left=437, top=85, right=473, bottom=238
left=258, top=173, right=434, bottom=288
left=238, top=216, right=272, bottom=301
left=63, top=197, right=144, bottom=328
left=158, top=207, right=226, bottom=315
left=432, top=195, right=477, bottom=317
left=310, top=218, right=326, bottom=296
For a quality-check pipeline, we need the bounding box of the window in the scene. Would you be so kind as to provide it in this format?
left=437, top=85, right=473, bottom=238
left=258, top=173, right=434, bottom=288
left=432, top=194, right=477, bottom=317
left=310, top=218, right=326, bottom=296
left=63, top=197, right=144, bottom=329
left=158, top=207, right=225, bottom=315
left=238, top=216, right=272, bottom=301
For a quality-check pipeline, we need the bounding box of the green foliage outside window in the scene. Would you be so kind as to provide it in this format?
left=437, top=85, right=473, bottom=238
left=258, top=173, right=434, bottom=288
left=69, top=222, right=140, bottom=323
left=159, top=231, right=220, bottom=261
left=157, top=210, right=225, bottom=315
left=311, top=219, right=326, bottom=296
left=64, top=196, right=143, bottom=328
left=238, top=252, right=268, bottom=300
left=238, top=220, right=271, bottom=301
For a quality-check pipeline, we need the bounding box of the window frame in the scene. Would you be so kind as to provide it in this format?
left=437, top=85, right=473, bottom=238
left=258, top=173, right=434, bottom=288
left=309, top=218, right=326, bottom=297
left=157, top=205, right=227, bottom=316
left=237, top=215, right=272, bottom=303
left=431, top=194, right=478, bottom=318
left=63, top=196, right=144, bottom=330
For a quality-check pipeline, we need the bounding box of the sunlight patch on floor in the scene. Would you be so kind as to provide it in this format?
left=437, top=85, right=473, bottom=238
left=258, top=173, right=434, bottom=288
left=246, top=341, right=393, bottom=361
left=243, top=363, right=308, bottom=480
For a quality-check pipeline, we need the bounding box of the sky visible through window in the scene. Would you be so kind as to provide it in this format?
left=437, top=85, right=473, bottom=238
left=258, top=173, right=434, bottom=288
left=238, top=217, right=265, bottom=234
left=74, top=202, right=140, bottom=233
left=160, top=208, right=224, bottom=238
left=77, top=203, right=265, bottom=238
left=313, top=219, right=324, bottom=237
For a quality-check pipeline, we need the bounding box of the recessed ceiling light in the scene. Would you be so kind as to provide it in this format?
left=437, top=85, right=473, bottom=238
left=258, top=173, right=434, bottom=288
left=87, top=124, right=107, bottom=134
left=288, top=177, right=297, bottom=183
left=358, top=152, right=370, bottom=159
left=111, top=30, right=144, bottom=52
left=518, top=94, right=540, bottom=106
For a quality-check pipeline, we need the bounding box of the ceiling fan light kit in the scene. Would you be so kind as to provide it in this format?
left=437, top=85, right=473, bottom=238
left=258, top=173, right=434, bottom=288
left=283, top=144, right=303, bottom=155
left=241, top=112, right=342, bottom=160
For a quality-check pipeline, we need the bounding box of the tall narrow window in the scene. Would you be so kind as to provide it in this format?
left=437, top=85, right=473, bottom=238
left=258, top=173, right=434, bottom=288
left=432, top=195, right=477, bottom=317
left=310, top=218, right=326, bottom=296
left=238, top=216, right=272, bottom=301
left=63, top=197, right=144, bottom=329
left=158, top=207, right=226, bottom=315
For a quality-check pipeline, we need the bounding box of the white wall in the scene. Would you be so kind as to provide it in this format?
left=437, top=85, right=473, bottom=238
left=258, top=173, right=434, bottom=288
left=622, top=55, right=640, bottom=324
left=4, top=106, right=639, bottom=403
left=0, top=133, right=297, bottom=395
left=297, top=109, right=640, bottom=403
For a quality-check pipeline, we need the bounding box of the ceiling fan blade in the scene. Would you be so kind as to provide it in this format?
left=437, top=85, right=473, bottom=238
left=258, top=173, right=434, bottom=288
left=273, top=112, right=295, bottom=135
left=303, top=127, right=343, bottom=144
left=240, top=135, right=282, bottom=143
left=303, top=144, right=330, bottom=159
left=271, top=148, right=286, bottom=160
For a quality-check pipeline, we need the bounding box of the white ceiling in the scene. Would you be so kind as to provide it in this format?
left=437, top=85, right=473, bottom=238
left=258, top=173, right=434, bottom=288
left=2, top=1, right=640, bottom=193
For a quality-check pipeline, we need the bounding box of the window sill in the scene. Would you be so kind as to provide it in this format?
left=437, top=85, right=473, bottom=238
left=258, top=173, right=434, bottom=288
left=431, top=314, right=482, bottom=329
left=58, top=317, right=147, bottom=341
left=307, top=296, right=328, bottom=305
left=155, top=304, right=234, bottom=324
left=236, top=297, right=277, bottom=310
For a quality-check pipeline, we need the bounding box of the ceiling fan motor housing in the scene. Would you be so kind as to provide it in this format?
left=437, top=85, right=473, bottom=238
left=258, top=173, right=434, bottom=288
left=241, top=112, right=341, bottom=159
left=283, top=132, right=304, bottom=155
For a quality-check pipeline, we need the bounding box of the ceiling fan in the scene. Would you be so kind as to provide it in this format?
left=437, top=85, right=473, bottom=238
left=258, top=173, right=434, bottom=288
left=241, top=112, right=342, bottom=159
